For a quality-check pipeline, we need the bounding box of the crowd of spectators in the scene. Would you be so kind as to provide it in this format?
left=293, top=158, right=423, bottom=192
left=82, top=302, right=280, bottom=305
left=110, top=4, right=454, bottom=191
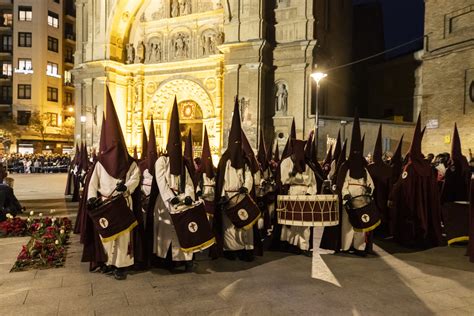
left=1, top=154, right=71, bottom=174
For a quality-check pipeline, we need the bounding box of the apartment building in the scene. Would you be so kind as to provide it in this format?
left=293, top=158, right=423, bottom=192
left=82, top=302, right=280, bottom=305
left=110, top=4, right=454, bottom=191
left=0, top=0, right=75, bottom=154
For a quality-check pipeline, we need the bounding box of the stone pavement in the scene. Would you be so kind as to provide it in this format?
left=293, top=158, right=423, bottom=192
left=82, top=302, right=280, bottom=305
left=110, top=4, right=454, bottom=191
left=0, top=174, right=473, bottom=315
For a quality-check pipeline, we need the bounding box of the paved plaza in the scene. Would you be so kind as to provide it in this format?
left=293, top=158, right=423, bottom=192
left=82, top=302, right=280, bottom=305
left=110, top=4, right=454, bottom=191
left=0, top=174, right=473, bottom=315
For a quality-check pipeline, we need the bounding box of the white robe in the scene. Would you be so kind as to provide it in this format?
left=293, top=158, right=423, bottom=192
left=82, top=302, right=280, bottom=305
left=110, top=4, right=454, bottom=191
left=87, top=161, right=140, bottom=268
left=153, top=156, right=194, bottom=261
left=220, top=160, right=254, bottom=251
left=279, top=158, right=317, bottom=251
left=340, top=170, right=374, bottom=251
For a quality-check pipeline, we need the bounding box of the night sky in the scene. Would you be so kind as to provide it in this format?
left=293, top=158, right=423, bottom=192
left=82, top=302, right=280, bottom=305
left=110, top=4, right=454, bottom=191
left=353, top=0, right=425, bottom=58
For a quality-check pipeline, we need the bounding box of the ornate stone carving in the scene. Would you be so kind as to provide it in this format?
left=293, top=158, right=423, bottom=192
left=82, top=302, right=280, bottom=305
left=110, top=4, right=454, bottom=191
left=136, top=41, right=146, bottom=63
left=125, top=43, right=135, bottom=64
left=172, top=32, right=190, bottom=59
left=171, top=0, right=192, bottom=17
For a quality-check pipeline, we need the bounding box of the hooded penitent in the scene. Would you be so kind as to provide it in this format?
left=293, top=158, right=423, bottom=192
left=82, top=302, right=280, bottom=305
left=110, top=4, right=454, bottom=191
left=200, top=126, right=215, bottom=179
left=391, top=114, right=444, bottom=248
left=167, top=96, right=183, bottom=177
left=291, top=139, right=308, bottom=173
left=227, top=97, right=245, bottom=170
left=98, top=87, right=133, bottom=180
left=147, top=117, right=158, bottom=174
left=257, top=130, right=269, bottom=172
left=441, top=124, right=470, bottom=203
left=332, top=130, right=342, bottom=164
left=273, top=141, right=280, bottom=163
left=367, top=125, right=393, bottom=233
left=304, top=131, right=325, bottom=192
left=141, top=125, right=148, bottom=161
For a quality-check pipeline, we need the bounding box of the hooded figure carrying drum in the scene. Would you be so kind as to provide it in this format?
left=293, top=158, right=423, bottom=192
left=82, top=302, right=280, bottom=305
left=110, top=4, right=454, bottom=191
left=214, top=97, right=260, bottom=262
left=86, top=87, right=141, bottom=280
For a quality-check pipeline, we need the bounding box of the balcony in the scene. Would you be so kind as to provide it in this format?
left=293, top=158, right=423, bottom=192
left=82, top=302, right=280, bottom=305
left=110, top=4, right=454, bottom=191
left=0, top=45, right=12, bottom=55
left=64, top=81, right=74, bottom=89
left=65, top=32, right=76, bottom=43
left=64, top=57, right=74, bottom=65
left=0, top=97, right=12, bottom=105
left=0, top=74, right=12, bottom=81
left=0, top=14, right=13, bottom=32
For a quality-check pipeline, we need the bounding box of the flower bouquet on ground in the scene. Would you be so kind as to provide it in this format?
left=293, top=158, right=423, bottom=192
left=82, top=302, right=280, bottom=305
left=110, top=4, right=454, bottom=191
left=3, top=210, right=74, bottom=272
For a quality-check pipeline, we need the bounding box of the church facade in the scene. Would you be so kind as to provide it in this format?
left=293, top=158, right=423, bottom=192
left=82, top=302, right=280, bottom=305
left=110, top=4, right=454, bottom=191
left=73, top=0, right=353, bottom=157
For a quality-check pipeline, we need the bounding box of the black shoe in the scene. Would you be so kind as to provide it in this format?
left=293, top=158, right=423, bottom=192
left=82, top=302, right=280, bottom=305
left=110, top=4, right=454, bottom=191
left=100, top=265, right=115, bottom=275
left=184, top=261, right=193, bottom=272
left=223, top=251, right=237, bottom=261
left=353, top=250, right=367, bottom=258
left=240, top=250, right=255, bottom=262
left=113, top=268, right=127, bottom=280
left=302, top=250, right=312, bottom=257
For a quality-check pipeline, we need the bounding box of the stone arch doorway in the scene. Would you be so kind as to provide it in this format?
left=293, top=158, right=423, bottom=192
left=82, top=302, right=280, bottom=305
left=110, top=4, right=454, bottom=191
left=144, top=78, right=220, bottom=155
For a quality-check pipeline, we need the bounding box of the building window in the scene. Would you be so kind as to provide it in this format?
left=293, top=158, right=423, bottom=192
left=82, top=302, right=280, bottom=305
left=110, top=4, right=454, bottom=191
left=2, top=13, right=13, bottom=26
left=18, top=84, right=31, bottom=99
left=47, top=62, right=59, bottom=76
left=48, top=36, right=58, bottom=52
left=65, top=92, right=73, bottom=104
left=18, top=58, right=32, bottom=71
left=17, top=110, right=31, bottom=125
left=65, top=22, right=75, bottom=40
left=47, top=87, right=58, bottom=102
left=47, top=11, right=59, bottom=28
left=18, top=32, right=32, bottom=47
left=2, top=62, right=12, bottom=76
left=65, top=46, right=74, bottom=63
left=64, top=70, right=72, bottom=84
left=0, top=86, right=12, bottom=102
left=19, top=6, right=32, bottom=22
left=46, top=112, right=58, bottom=126
left=1, top=35, right=12, bottom=52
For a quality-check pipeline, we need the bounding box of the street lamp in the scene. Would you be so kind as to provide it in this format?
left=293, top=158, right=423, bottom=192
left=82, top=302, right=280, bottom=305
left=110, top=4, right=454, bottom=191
left=310, top=71, right=327, bottom=159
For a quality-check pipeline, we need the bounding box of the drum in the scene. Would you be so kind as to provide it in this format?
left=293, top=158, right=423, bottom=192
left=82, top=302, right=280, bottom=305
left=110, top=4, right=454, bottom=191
left=276, top=194, right=339, bottom=227
left=344, top=194, right=380, bottom=232
left=88, top=194, right=138, bottom=242
left=169, top=201, right=215, bottom=253
left=225, top=193, right=261, bottom=230
left=441, top=201, right=469, bottom=245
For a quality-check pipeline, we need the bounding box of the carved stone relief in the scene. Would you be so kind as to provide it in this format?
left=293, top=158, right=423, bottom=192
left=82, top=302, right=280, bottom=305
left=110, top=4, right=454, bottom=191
left=274, top=81, right=288, bottom=115
left=171, top=32, right=191, bottom=59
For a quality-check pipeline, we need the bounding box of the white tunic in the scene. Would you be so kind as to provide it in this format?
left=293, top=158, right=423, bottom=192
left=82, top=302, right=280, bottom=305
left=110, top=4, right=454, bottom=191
left=280, top=157, right=317, bottom=251
left=220, top=160, right=254, bottom=251
left=153, top=156, right=194, bottom=261
left=340, top=170, right=374, bottom=251
left=87, top=161, right=140, bottom=268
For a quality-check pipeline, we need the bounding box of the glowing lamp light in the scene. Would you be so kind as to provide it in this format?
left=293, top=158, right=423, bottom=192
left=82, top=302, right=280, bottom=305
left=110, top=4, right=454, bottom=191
left=311, top=72, right=327, bottom=84
left=68, top=107, right=74, bottom=113
left=80, top=115, right=87, bottom=123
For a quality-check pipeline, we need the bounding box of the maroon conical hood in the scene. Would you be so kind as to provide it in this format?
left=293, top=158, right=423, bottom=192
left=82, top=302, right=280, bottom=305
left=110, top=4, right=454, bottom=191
left=73, top=143, right=80, bottom=166
left=167, top=96, right=183, bottom=176
left=80, top=142, right=89, bottom=172
left=451, top=124, right=469, bottom=172
left=373, top=124, right=383, bottom=163
left=409, top=113, right=424, bottom=159
left=333, top=139, right=347, bottom=179
left=241, top=130, right=259, bottom=174
left=227, top=96, right=244, bottom=169
left=184, top=128, right=196, bottom=176
left=266, top=137, right=273, bottom=163
left=348, top=110, right=365, bottom=179
left=200, top=126, right=215, bottom=178
left=257, top=129, right=269, bottom=171
left=274, top=141, right=280, bottom=162
left=392, top=134, right=404, bottom=164
left=141, top=125, right=148, bottom=160
left=332, top=130, right=342, bottom=163
left=147, top=117, right=158, bottom=174
left=91, top=148, right=97, bottom=161
left=291, top=139, right=307, bottom=173
left=361, top=133, right=366, bottom=156
left=98, top=86, right=132, bottom=179
left=304, top=131, right=314, bottom=163
left=281, top=118, right=296, bottom=160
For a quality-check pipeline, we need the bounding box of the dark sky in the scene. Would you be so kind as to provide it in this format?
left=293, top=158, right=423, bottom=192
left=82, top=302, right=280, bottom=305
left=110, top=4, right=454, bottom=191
left=353, top=0, right=425, bottom=58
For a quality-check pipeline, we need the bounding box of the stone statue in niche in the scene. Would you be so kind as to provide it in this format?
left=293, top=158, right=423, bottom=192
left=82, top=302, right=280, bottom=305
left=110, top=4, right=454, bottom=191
left=136, top=41, right=145, bottom=63
left=183, top=0, right=192, bottom=15
left=146, top=42, right=153, bottom=62
left=275, top=82, right=288, bottom=114
left=154, top=42, right=162, bottom=62
left=173, top=33, right=189, bottom=58
left=126, top=43, right=135, bottom=64
left=201, top=32, right=219, bottom=55
left=171, top=0, right=179, bottom=17
left=216, top=32, right=225, bottom=45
